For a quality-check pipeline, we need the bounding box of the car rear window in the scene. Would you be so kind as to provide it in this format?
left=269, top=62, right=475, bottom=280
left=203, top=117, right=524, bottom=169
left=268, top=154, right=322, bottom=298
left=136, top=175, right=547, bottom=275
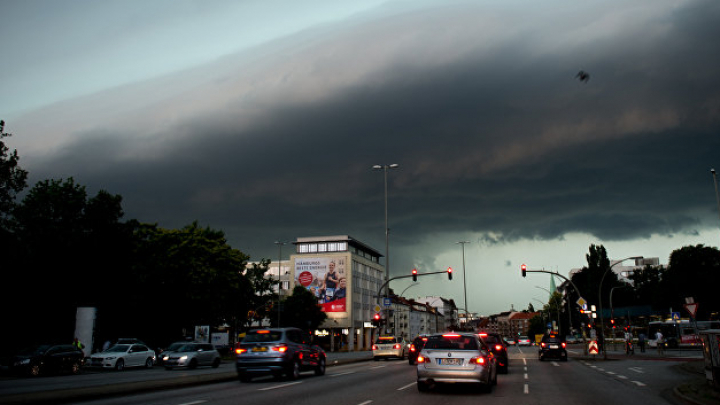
left=425, top=335, right=479, bottom=350
left=376, top=336, right=400, bottom=344
left=244, top=330, right=283, bottom=343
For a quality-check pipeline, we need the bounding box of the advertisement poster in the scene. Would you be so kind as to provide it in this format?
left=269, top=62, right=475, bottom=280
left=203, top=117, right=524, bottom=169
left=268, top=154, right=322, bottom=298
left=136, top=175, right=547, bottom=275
left=295, top=256, right=347, bottom=312
left=195, top=325, right=210, bottom=343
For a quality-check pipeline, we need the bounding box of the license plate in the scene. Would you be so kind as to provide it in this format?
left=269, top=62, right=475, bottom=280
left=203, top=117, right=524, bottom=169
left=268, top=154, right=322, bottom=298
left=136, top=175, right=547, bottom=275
left=549, top=344, right=559, bottom=349
left=439, top=358, right=463, bottom=366
left=252, top=347, right=267, bottom=352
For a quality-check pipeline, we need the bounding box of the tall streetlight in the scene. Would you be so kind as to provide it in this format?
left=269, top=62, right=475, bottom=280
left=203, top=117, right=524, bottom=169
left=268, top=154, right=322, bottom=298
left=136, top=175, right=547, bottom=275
left=598, top=256, right=643, bottom=358
left=711, top=169, right=720, bottom=235
left=373, top=163, right=399, bottom=331
left=457, top=241, right=470, bottom=329
left=274, top=241, right=288, bottom=327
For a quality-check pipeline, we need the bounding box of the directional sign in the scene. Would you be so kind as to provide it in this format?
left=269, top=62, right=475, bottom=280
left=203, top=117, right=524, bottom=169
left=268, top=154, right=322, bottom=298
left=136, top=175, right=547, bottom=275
left=684, top=303, right=699, bottom=317
left=588, top=340, right=599, bottom=355
left=384, top=298, right=392, bottom=307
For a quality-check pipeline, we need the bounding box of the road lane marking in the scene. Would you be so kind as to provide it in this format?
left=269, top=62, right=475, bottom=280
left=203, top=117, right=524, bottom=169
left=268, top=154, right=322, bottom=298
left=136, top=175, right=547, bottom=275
left=370, top=365, right=386, bottom=369
left=629, top=367, right=644, bottom=373
left=179, top=402, right=207, bottom=405
left=618, top=375, right=628, bottom=379
left=331, top=371, right=356, bottom=377
left=258, top=381, right=303, bottom=391
left=358, top=401, right=373, bottom=405
left=523, top=366, right=527, bottom=372
left=632, top=381, right=646, bottom=387
left=398, top=382, right=416, bottom=390
left=606, top=371, right=616, bottom=375
left=524, top=383, right=529, bottom=394
left=551, top=362, right=559, bottom=366
left=522, top=358, right=527, bottom=365
left=524, top=373, right=528, bottom=380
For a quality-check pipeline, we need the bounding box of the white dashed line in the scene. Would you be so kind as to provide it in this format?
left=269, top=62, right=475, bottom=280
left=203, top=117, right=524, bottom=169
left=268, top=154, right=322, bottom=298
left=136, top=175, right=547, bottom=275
left=258, top=381, right=303, bottom=391
left=179, top=401, right=207, bottom=405
left=629, top=367, right=644, bottom=373
left=358, top=401, right=373, bottom=405
left=632, top=381, right=647, bottom=387
left=617, top=375, right=628, bottom=379
left=397, top=383, right=415, bottom=391
left=524, top=383, right=529, bottom=394
left=331, top=371, right=356, bottom=377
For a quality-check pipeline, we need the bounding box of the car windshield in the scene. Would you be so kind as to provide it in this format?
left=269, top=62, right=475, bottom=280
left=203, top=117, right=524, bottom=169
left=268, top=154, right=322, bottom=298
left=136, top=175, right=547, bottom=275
left=165, top=342, right=185, bottom=351
left=376, top=336, right=400, bottom=344
left=243, top=331, right=283, bottom=343
left=177, top=344, right=199, bottom=352
left=17, top=345, right=51, bottom=355
left=106, top=344, right=131, bottom=352
left=425, top=335, right=478, bottom=350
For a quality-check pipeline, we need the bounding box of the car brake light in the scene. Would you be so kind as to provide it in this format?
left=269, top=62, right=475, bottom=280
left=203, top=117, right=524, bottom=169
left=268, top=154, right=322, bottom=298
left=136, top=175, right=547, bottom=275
left=372, top=345, right=378, bottom=350
left=271, top=345, right=288, bottom=352
left=479, top=333, right=488, bottom=337
left=470, top=356, right=486, bottom=365
left=562, top=342, right=566, bottom=348
left=541, top=342, right=546, bottom=348
left=410, top=344, right=416, bottom=352
left=421, top=337, right=428, bottom=341
left=443, top=334, right=461, bottom=338
left=394, top=344, right=401, bottom=349
left=417, top=355, right=427, bottom=363
left=236, top=348, right=247, bottom=354
left=495, top=344, right=503, bottom=351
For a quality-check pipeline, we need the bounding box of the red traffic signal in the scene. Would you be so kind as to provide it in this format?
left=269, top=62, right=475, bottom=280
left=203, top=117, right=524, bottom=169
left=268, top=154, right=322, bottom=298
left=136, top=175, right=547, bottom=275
left=412, top=268, right=418, bottom=282
left=521, top=264, right=527, bottom=277
left=447, top=267, right=453, bottom=280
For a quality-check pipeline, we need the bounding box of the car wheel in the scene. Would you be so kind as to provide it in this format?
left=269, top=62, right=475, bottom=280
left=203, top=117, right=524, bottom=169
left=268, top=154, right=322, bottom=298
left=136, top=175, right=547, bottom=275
left=212, top=358, right=221, bottom=368
left=29, top=364, right=41, bottom=377
left=417, top=381, right=429, bottom=392
left=288, top=359, right=301, bottom=380
left=188, top=359, right=198, bottom=369
left=71, top=361, right=81, bottom=375
left=145, top=358, right=154, bottom=368
left=314, top=357, right=326, bottom=376
left=115, top=359, right=125, bottom=371
left=373, top=357, right=379, bottom=361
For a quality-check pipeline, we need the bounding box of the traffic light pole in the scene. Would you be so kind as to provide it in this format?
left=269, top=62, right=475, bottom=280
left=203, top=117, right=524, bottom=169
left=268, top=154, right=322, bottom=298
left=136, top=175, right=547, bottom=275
left=522, top=267, right=588, bottom=355
left=375, top=269, right=453, bottom=335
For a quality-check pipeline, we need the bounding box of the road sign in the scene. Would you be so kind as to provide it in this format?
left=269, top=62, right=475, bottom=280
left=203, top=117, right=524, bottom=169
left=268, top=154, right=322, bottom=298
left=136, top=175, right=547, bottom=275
left=671, top=312, right=681, bottom=321
left=684, top=303, right=699, bottom=317
left=576, top=297, right=587, bottom=308
left=373, top=304, right=381, bottom=313
left=588, top=341, right=599, bottom=355
left=383, top=298, right=391, bottom=307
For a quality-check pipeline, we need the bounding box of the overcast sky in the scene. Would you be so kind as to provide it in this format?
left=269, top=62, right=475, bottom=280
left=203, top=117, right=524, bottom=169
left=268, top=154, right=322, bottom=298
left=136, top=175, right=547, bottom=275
left=2, top=0, right=719, bottom=315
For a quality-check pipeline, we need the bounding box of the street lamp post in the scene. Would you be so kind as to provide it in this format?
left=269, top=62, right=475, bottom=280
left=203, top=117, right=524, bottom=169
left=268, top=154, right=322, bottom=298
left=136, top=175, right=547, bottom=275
left=598, top=256, right=642, bottom=358
left=373, top=163, right=399, bottom=334
left=712, top=169, right=720, bottom=236
left=457, top=241, right=470, bottom=329
left=274, top=241, right=288, bottom=328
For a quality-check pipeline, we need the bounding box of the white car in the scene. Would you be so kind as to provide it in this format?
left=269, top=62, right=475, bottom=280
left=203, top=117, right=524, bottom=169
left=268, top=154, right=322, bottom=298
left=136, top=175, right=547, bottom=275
left=372, top=336, right=407, bottom=360
left=90, top=344, right=156, bottom=370
left=517, top=336, right=532, bottom=346
left=162, top=343, right=221, bottom=369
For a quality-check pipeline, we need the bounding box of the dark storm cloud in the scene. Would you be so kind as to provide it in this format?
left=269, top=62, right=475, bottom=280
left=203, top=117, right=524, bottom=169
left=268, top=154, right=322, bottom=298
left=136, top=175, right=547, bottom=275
left=18, top=0, right=720, bottom=267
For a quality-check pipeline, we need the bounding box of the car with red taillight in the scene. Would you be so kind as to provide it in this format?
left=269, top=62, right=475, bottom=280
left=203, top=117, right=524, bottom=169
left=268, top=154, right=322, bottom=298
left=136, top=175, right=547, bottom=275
left=416, top=333, right=497, bottom=393
left=478, top=332, right=509, bottom=374
left=408, top=335, right=429, bottom=365
left=538, top=333, right=567, bottom=361
left=372, top=336, right=407, bottom=360
left=235, top=328, right=326, bottom=381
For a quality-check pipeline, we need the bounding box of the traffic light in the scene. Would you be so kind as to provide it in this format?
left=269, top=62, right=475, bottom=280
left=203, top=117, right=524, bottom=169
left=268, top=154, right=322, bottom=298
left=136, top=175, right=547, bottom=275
left=373, top=313, right=381, bottom=326
left=611, top=319, right=616, bottom=329
left=412, top=268, right=418, bottom=282
left=521, top=264, right=527, bottom=277
left=447, top=267, right=453, bottom=280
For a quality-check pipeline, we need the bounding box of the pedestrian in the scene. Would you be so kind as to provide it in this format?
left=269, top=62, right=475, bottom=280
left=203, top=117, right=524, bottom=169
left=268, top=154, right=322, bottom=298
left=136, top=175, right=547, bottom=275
left=624, top=329, right=634, bottom=355
left=655, top=330, right=664, bottom=355
left=102, top=340, right=112, bottom=352
left=73, top=337, right=85, bottom=356
left=638, top=332, right=646, bottom=353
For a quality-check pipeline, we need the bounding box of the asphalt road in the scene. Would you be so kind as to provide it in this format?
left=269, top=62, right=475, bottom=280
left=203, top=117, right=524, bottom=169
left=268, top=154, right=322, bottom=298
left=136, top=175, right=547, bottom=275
left=0, top=345, right=703, bottom=405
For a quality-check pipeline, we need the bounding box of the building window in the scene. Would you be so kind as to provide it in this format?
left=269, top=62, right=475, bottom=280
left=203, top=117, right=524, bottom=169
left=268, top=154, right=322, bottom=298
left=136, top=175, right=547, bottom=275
left=318, top=243, right=327, bottom=252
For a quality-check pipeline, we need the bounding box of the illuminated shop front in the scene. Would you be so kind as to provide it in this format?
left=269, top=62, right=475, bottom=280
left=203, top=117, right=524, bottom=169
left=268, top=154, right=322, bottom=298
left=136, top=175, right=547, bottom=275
left=290, top=235, right=384, bottom=352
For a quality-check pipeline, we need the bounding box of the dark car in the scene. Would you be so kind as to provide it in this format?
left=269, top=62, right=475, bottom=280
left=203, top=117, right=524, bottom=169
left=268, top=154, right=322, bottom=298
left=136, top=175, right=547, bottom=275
left=538, top=333, right=567, bottom=361
left=235, top=327, right=326, bottom=382
left=408, top=335, right=429, bottom=365
left=11, top=344, right=84, bottom=376
left=479, top=332, right=509, bottom=373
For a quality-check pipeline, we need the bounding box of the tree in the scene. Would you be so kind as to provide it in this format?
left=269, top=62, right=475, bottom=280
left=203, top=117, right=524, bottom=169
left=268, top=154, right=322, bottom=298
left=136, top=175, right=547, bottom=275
left=244, top=259, right=276, bottom=327
left=0, top=120, right=28, bottom=228
left=278, top=286, right=327, bottom=332
left=570, top=244, right=614, bottom=311
left=527, top=303, right=535, bottom=313
left=666, top=245, right=720, bottom=320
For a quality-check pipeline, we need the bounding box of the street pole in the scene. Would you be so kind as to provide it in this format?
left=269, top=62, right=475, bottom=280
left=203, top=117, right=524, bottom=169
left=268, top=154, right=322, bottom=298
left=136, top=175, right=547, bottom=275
left=598, top=256, right=642, bottom=359
left=274, top=241, right=287, bottom=328
left=373, top=164, right=398, bottom=334
left=712, top=169, right=720, bottom=238
left=457, top=241, right=470, bottom=330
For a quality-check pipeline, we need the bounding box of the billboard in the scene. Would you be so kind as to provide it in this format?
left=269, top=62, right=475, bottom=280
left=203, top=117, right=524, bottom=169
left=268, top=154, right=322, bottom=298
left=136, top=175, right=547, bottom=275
left=295, top=256, right=347, bottom=313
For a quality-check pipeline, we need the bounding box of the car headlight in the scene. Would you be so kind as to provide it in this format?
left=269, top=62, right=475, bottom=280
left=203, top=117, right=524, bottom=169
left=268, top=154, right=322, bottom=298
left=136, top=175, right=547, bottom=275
left=179, top=355, right=188, bottom=363
left=163, top=356, right=169, bottom=361
left=105, top=357, right=117, bottom=360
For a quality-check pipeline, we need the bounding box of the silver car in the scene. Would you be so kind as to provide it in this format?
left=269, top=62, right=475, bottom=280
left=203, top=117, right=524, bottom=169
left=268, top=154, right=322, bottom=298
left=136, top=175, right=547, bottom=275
left=416, top=333, right=497, bottom=393
left=372, top=336, right=408, bottom=360
left=163, top=343, right=221, bottom=370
